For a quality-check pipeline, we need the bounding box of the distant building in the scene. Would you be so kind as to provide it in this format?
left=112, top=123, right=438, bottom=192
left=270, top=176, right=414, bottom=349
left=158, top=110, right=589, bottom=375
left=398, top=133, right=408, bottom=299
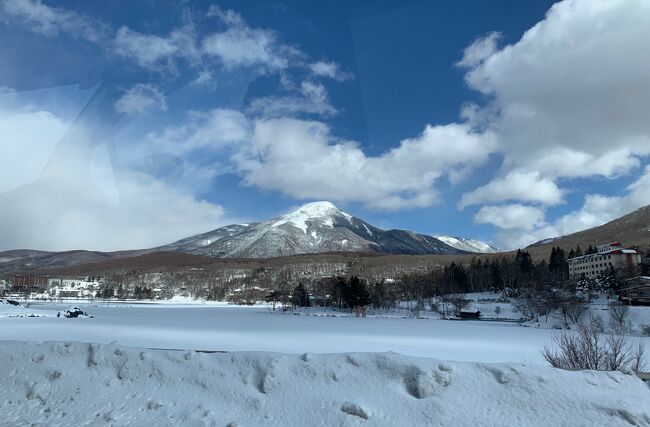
left=459, top=308, right=481, bottom=319
left=11, top=275, right=49, bottom=293
left=619, top=277, right=650, bottom=305
left=567, top=242, right=642, bottom=280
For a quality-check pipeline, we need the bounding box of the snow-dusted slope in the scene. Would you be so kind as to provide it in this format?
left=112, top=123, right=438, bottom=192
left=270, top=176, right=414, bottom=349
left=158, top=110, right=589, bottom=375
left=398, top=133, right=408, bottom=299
left=1, top=341, right=648, bottom=426
left=435, top=235, right=499, bottom=253
left=166, top=201, right=466, bottom=258
left=156, top=224, right=252, bottom=252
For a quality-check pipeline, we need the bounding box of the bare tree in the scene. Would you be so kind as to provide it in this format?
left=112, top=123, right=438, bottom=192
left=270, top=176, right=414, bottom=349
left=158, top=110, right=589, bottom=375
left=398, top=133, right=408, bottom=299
left=512, top=294, right=536, bottom=321
left=543, top=316, right=646, bottom=372
left=560, top=298, right=587, bottom=326
left=609, top=302, right=629, bottom=333
left=449, top=294, right=471, bottom=316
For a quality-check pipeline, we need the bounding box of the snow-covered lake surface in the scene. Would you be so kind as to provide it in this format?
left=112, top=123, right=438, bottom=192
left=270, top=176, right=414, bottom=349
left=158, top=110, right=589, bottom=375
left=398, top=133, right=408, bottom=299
left=0, top=302, right=566, bottom=363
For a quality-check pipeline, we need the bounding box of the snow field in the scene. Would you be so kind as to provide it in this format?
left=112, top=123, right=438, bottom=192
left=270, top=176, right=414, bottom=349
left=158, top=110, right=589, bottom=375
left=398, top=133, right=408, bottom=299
left=0, top=304, right=565, bottom=363
left=1, top=341, right=649, bottom=426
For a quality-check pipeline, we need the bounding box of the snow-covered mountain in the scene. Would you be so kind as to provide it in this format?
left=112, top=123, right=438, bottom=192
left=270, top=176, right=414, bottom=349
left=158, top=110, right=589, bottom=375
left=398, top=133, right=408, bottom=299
left=433, top=236, right=499, bottom=254
left=160, top=201, right=471, bottom=258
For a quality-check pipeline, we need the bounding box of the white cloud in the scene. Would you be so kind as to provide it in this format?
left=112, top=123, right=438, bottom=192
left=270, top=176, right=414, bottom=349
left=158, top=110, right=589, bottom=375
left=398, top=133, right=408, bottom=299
left=474, top=204, right=546, bottom=231
left=113, top=24, right=198, bottom=71
left=192, top=70, right=216, bottom=88
left=115, top=84, right=166, bottom=115
left=0, top=102, right=230, bottom=251
left=457, top=0, right=650, bottom=243
left=459, top=171, right=563, bottom=209
left=456, top=32, right=501, bottom=69
left=206, top=4, right=244, bottom=26
left=202, top=5, right=295, bottom=70
left=235, top=118, right=494, bottom=209
left=0, top=0, right=110, bottom=42
left=246, top=81, right=337, bottom=117
left=489, top=166, right=650, bottom=249
left=148, top=108, right=249, bottom=153
left=0, top=108, right=68, bottom=193
left=308, top=61, right=352, bottom=81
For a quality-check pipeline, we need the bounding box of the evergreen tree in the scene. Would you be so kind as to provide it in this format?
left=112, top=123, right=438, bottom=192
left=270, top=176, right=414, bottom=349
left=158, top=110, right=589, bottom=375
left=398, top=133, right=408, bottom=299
left=549, top=246, right=568, bottom=276
left=519, top=250, right=534, bottom=274
left=490, top=260, right=502, bottom=289
left=344, top=276, right=370, bottom=308
left=292, top=283, right=311, bottom=307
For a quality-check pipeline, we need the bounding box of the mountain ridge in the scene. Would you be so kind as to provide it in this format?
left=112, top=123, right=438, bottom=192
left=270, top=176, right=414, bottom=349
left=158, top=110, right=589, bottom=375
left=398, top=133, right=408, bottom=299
left=159, top=201, right=470, bottom=258
left=0, top=201, right=511, bottom=274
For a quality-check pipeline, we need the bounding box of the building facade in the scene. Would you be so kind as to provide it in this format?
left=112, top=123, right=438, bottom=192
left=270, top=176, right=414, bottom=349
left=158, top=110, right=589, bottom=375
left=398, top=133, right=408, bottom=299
left=11, top=275, right=50, bottom=292
left=619, top=277, right=650, bottom=305
left=567, top=242, right=642, bottom=280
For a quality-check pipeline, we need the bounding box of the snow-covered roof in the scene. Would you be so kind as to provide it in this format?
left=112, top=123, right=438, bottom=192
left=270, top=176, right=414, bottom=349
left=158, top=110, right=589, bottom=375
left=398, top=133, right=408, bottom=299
left=567, top=247, right=639, bottom=261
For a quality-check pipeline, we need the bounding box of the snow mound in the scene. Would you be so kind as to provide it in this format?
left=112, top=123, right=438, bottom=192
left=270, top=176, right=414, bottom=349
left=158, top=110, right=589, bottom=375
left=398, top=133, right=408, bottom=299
left=60, top=307, right=92, bottom=318
left=1, top=341, right=649, bottom=426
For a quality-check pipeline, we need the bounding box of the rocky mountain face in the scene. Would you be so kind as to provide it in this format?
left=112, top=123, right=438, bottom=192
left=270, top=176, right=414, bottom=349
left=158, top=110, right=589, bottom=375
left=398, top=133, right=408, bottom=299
left=434, top=236, right=499, bottom=254
left=161, top=201, right=467, bottom=258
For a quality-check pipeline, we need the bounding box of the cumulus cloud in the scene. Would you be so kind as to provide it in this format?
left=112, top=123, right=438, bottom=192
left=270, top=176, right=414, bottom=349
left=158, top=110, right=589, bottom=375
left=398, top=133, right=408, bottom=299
left=457, top=0, right=650, bottom=244
left=0, top=102, right=230, bottom=251
left=0, top=0, right=110, bottom=42
left=115, top=84, right=167, bottom=115
left=456, top=32, right=501, bottom=69
left=235, top=118, right=494, bottom=209
left=461, top=0, right=650, bottom=180
left=474, top=204, right=546, bottom=231
left=459, top=171, right=563, bottom=209
left=489, top=166, right=650, bottom=249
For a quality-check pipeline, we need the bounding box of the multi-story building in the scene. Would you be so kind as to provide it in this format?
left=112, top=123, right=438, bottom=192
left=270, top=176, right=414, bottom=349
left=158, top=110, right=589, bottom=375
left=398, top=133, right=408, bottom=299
left=567, top=242, right=642, bottom=280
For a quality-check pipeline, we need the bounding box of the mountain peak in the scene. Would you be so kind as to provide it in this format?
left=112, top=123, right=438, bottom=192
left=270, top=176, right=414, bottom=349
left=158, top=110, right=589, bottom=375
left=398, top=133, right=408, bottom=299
left=272, top=201, right=352, bottom=233
left=435, top=235, right=499, bottom=253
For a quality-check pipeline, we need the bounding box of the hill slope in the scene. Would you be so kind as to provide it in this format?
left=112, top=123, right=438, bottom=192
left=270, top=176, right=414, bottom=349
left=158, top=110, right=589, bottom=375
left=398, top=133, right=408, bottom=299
left=526, top=205, right=650, bottom=259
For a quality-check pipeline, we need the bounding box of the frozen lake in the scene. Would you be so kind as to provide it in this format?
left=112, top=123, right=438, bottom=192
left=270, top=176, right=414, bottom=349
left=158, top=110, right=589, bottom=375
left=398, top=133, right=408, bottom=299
left=0, top=302, right=563, bottom=363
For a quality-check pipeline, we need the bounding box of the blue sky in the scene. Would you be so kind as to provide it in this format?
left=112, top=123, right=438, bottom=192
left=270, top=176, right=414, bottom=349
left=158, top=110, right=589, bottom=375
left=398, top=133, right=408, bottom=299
left=1, top=0, right=649, bottom=252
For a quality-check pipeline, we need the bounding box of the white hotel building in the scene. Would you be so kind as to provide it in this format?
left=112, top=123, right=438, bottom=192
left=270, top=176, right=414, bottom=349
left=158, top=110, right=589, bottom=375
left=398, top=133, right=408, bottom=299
left=567, top=242, right=642, bottom=280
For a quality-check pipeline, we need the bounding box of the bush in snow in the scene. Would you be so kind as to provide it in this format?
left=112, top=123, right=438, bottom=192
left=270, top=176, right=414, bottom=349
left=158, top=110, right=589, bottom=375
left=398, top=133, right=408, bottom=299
left=542, top=316, right=646, bottom=373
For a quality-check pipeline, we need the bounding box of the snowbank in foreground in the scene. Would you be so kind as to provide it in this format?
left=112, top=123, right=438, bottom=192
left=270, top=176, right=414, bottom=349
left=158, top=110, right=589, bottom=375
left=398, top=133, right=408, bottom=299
left=1, top=341, right=649, bottom=427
